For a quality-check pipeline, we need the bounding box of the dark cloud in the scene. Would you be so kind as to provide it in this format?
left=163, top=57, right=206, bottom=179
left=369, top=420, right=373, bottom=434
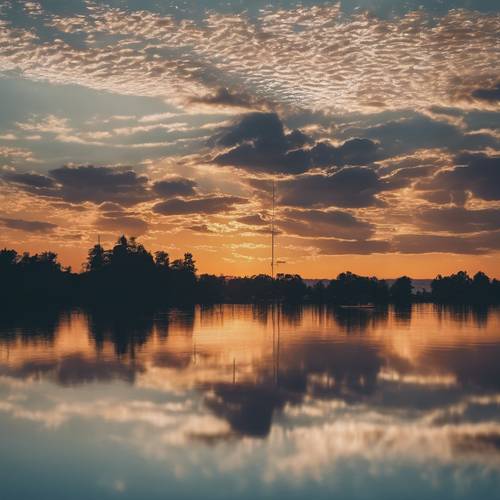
left=213, top=113, right=379, bottom=174
left=2, top=171, right=55, bottom=188
left=393, top=231, right=500, bottom=254
left=152, top=178, right=197, bottom=198
left=415, top=207, right=500, bottom=233
left=314, top=238, right=391, bottom=255
left=48, top=165, right=150, bottom=206
left=464, top=110, right=500, bottom=131
left=187, top=224, right=214, bottom=233
left=95, top=215, right=149, bottom=236
left=416, top=189, right=468, bottom=206
left=277, top=167, right=387, bottom=208
left=215, top=113, right=286, bottom=149
left=2, top=165, right=151, bottom=206
left=347, top=115, right=499, bottom=157
left=428, top=106, right=465, bottom=118
left=214, top=139, right=311, bottom=174
left=306, top=224, right=500, bottom=256
left=2, top=166, right=203, bottom=208
left=310, top=138, right=379, bottom=167
left=153, top=195, right=247, bottom=215
left=278, top=209, right=374, bottom=239
left=189, top=87, right=257, bottom=109
left=236, top=214, right=269, bottom=226
left=382, top=165, right=437, bottom=185
left=472, top=83, right=500, bottom=103
left=0, top=217, right=57, bottom=233
left=415, top=153, right=500, bottom=204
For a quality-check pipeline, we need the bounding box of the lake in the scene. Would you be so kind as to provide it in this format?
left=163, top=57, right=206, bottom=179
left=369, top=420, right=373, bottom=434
left=1, top=304, right=499, bottom=499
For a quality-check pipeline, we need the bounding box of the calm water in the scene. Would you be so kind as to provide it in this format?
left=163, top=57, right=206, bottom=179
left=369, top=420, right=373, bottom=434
left=1, top=304, right=500, bottom=500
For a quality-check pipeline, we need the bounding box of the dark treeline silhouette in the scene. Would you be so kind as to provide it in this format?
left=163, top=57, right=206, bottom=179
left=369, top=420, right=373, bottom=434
left=0, top=248, right=74, bottom=306
left=1, top=236, right=500, bottom=308
left=429, top=271, right=500, bottom=304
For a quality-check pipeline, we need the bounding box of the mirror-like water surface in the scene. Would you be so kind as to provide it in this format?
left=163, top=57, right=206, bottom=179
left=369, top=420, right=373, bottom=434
left=1, top=304, right=500, bottom=499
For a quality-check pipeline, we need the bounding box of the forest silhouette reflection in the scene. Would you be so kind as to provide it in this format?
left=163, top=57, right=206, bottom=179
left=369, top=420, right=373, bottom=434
left=1, top=304, right=500, bottom=440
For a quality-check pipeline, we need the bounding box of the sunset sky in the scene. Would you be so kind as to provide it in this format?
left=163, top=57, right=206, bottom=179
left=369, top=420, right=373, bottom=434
left=0, top=0, right=499, bottom=278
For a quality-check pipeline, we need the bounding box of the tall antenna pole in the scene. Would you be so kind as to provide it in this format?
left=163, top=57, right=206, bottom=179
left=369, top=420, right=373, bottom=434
left=271, top=180, right=276, bottom=279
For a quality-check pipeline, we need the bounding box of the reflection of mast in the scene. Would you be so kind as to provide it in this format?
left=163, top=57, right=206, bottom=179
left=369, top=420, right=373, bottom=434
left=272, top=303, right=280, bottom=385
left=271, top=181, right=276, bottom=279
left=276, top=305, right=280, bottom=385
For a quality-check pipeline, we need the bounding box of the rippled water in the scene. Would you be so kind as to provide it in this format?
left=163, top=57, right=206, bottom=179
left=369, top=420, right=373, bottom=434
left=1, top=304, right=500, bottom=499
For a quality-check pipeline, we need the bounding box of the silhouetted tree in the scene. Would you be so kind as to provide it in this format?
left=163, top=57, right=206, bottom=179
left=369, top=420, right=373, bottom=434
left=472, top=271, right=490, bottom=304
left=276, top=274, right=307, bottom=303
left=390, top=276, right=413, bottom=303
left=432, top=271, right=473, bottom=303
left=197, top=274, right=226, bottom=303
left=154, top=251, right=169, bottom=268
left=183, top=253, right=196, bottom=274
left=308, top=281, right=326, bottom=303
left=86, top=244, right=106, bottom=272
left=326, top=272, right=389, bottom=305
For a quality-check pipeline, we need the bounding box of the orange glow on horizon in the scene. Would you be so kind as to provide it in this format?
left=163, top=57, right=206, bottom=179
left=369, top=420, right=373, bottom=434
left=3, top=239, right=500, bottom=280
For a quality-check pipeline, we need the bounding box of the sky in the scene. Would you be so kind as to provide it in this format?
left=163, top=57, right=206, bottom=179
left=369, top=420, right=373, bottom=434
left=0, top=0, right=499, bottom=278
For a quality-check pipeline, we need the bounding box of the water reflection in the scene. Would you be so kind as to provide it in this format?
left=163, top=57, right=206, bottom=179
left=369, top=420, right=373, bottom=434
left=1, top=305, right=500, bottom=499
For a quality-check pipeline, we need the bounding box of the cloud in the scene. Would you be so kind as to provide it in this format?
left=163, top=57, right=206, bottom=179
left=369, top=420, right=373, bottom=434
left=187, top=224, right=214, bottom=234
left=152, top=195, right=247, bottom=215
left=382, top=165, right=437, bottom=188
left=1, top=5, right=499, bottom=115
left=348, top=115, right=499, bottom=158
left=2, top=165, right=155, bottom=207
left=188, top=87, right=259, bottom=111
left=16, top=114, right=71, bottom=135
left=393, top=231, right=500, bottom=254
left=278, top=209, right=374, bottom=239
left=213, top=113, right=379, bottom=174
left=415, top=207, right=500, bottom=233
left=472, top=83, right=500, bottom=103
left=236, top=214, right=269, bottom=226
left=0, top=146, right=37, bottom=163
left=213, top=113, right=312, bottom=174
left=94, top=206, right=151, bottom=238
left=277, top=167, right=388, bottom=208
left=215, top=113, right=288, bottom=148
left=415, top=153, right=500, bottom=204
left=47, top=165, right=150, bottom=206
left=0, top=217, right=57, bottom=233
left=152, top=178, right=197, bottom=198
left=2, top=165, right=249, bottom=226
left=95, top=215, right=149, bottom=236
left=310, top=138, right=380, bottom=167
left=310, top=238, right=391, bottom=255
left=2, top=171, right=55, bottom=188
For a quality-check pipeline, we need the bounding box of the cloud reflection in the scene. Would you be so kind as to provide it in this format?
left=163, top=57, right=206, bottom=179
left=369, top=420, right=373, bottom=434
left=1, top=304, right=500, bottom=483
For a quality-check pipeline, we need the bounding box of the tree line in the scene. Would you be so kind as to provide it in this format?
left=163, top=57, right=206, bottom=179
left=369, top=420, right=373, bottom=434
left=1, top=236, right=500, bottom=308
